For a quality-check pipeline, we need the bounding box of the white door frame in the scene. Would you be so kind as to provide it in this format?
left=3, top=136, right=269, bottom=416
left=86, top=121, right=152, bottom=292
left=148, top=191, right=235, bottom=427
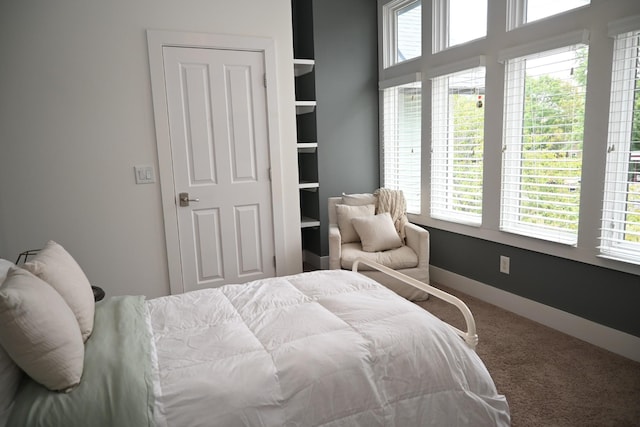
left=147, top=30, right=287, bottom=294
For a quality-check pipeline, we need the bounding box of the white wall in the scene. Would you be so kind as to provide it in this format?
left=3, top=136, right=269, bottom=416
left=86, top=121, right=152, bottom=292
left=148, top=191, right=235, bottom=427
left=0, top=0, right=302, bottom=298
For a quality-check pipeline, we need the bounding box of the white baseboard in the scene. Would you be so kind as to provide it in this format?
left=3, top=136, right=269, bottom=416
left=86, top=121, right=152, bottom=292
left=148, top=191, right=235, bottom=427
left=431, top=266, right=640, bottom=363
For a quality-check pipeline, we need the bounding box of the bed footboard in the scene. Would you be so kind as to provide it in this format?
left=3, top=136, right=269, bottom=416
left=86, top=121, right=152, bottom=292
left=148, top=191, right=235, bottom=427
left=352, top=258, right=478, bottom=349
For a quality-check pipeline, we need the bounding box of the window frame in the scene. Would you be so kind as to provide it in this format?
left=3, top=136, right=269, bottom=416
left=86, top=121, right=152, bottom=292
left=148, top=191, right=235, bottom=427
left=382, top=0, right=422, bottom=69
left=433, top=0, right=488, bottom=54
left=500, top=41, right=589, bottom=246
left=599, top=20, right=640, bottom=265
left=507, top=0, right=591, bottom=31
left=430, top=60, right=487, bottom=226
left=376, top=0, right=640, bottom=277
left=380, top=75, right=423, bottom=214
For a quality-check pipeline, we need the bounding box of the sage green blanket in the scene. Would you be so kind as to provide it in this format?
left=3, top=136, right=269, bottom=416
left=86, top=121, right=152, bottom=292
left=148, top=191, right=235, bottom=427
left=8, top=296, right=155, bottom=427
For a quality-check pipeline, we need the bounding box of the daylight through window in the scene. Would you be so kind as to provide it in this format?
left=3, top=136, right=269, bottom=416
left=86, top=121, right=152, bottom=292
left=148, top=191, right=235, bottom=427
left=382, top=81, right=422, bottom=214
left=600, top=27, right=640, bottom=265
left=379, top=0, right=640, bottom=273
left=508, top=0, right=590, bottom=30
left=384, top=0, right=421, bottom=68
left=501, top=43, right=588, bottom=245
left=434, top=0, right=487, bottom=53
left=431, top=66, right=486, bottom=225
left=396, top=1, right=421, bottom=63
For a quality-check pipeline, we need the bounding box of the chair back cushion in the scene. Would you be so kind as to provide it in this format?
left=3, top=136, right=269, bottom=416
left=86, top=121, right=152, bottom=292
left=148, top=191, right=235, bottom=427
left=336, top=204, right=375, bottom=243
left=341, top=193, right=377, bottom=206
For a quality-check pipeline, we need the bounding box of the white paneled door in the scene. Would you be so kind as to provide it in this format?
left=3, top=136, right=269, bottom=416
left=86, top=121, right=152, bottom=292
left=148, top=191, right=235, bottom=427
left=162, top=46, right=275, bottom=292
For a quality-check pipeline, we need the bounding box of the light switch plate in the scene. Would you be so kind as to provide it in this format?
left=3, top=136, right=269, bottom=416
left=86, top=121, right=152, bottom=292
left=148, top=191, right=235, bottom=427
left=134, top=165, right=155, bottom=184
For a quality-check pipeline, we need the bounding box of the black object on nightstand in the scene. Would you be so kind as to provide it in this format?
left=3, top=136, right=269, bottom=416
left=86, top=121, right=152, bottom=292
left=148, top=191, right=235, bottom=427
left=92, top=286, right=105, bottom=302
left=17, top=248, right=105, bottom=301
left=15, top=249, right=41, bottom=264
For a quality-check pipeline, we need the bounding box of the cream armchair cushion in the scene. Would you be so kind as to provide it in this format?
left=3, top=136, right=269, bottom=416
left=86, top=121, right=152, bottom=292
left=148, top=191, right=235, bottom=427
left=340, top=244, right=418, bottom=270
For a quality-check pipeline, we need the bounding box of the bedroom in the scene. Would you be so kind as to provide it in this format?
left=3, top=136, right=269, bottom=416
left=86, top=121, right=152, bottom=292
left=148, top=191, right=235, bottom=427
left=0, top=0, right=638, bottom=420
left=1, top=0, right=638, bottom=355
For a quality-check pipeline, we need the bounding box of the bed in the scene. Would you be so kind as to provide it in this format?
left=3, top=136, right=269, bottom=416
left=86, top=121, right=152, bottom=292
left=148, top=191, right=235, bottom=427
left=0, top=244, right=509, bottom=427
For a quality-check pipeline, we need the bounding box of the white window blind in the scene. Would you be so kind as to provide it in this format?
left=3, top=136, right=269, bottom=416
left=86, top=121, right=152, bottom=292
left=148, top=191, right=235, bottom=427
left=501, top=43, right=588, bottom=245
left=431, top=66, right=485, bottom=225
left=382, top=81, right=422, bottom=214
left=600, top=28, right=640, bottom=265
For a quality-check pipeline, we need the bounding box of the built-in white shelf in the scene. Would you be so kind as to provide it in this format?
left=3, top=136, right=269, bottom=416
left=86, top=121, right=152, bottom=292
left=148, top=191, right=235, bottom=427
left=295, top=101, right=316, bottom=115
left=297, top=142, right=318, bottom=153
left=298, top=181, right=319, bottom=191
left=293, top=58, right=319, bottom=231
left=294, top=59, right=315, bottom=77
left=301, top=216, right=320, bottom=228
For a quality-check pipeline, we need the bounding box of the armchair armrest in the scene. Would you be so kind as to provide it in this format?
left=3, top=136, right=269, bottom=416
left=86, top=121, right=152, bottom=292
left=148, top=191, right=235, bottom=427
left=404, top=223, right=430, bottom=269
left=329, top=224, right=342, bottom=270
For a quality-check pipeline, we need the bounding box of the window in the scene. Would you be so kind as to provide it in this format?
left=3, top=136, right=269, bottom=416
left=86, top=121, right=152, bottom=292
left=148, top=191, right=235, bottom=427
left=433, top=0, right=487, bottom=53
left=508, top=0, right=590, bottom=30
left=431, top=65, right=486, bottom=225
left=600, top=26, right=640, bottom=265
left=383, top=0, right=421, bottom=68
left=501, top=41, right=588, bottom=245
left=382, top=80, right=422, bottom=214
left=381, top=0, right=422, bottom=213
left=378, top=0, right=640, bottom=275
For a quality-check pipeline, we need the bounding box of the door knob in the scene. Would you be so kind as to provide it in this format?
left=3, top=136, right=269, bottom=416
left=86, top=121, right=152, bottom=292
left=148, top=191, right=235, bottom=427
left=179, top=192, right=200, bottom=207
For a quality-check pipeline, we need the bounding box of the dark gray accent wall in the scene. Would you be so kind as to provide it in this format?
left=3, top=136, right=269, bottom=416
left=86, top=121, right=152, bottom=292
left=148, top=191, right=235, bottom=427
left=427, top=228, right=640, bottom=338
left=312, top=0, right=380, bottom=257
left=291, top=0, right=314, bottom=60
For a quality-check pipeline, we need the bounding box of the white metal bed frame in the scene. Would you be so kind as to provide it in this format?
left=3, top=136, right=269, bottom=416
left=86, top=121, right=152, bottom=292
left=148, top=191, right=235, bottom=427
left=352, top=258, right=479, bottom=349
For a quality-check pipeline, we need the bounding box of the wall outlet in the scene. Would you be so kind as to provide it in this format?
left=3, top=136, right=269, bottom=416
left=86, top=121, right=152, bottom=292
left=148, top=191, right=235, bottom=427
left=500, top=255, right=510, bottom=274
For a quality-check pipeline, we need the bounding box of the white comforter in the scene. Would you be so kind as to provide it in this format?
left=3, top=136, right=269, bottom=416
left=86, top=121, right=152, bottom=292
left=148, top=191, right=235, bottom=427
left=146, top=270, right=510, bottom=426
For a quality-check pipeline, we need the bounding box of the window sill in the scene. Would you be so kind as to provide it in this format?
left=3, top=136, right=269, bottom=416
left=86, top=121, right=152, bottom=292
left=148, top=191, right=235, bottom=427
left=410, top=214, right=640, bottom=277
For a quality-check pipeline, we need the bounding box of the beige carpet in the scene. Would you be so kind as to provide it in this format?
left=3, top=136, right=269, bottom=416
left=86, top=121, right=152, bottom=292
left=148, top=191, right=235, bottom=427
left=416, top=284, right=640, bottom=427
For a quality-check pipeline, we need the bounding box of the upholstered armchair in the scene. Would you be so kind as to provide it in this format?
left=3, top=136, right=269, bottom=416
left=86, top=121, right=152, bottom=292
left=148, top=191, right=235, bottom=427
left=328, top=193, right=430, bottom=301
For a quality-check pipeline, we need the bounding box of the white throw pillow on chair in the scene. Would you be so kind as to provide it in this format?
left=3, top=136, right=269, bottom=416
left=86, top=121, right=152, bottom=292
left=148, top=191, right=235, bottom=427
left=352, top=212, right=403, bottom=252
left=336, top=204, right=375, bottom=243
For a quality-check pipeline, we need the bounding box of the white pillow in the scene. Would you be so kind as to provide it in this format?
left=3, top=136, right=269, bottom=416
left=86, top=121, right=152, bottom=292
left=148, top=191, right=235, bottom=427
left=0, top=260, right=22, bottom=427
left=0, top=267, right=84, bottom=392
left=0, top=259, right=13, bottom=285
left=0, top=344, right=21, bottom=427
left=23, top=241, right=95, bottom=342
left=352, top=212, right=403, bottom=252
left=335, top=204, right=375, bottom=244
left=341, top=192, right=377, bottom=206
